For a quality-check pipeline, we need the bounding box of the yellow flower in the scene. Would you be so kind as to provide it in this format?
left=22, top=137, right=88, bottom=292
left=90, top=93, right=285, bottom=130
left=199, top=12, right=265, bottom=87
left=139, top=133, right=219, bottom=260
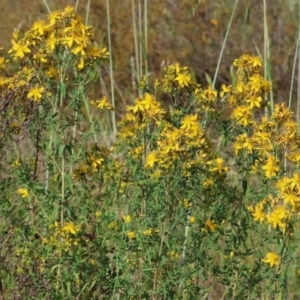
left=246, top=96, right=262, bottom=109
left=0, top=56, right=8, bottom=70
left=131, top=99, right=144, bottom=114
left=31, top=20, right=47, bottom=36
left=216, top=157, right=224, bottom=174
left=175, top=72, right=191, bottom=88
left=108, top=221, right=118, bottom=230
left=90, top=96, right=114, bottom=111
left=143, top=229, right=159, bottom=236
left=180, top=198, right=192, bottom=208
left=45, top=33, right=57, bottom=52
left=220, top=84, right=231, bottom=97
left=250, top=204, right=265, bottom=223
left=72, top=42, right=86, bottom=56
left=17, top=188, right=29, bottom=198
left=204, top=219, right=218, bottom=232
left=145, top=152, right=158, bottom=168
left=10, top=40, right=31, bottom=59
left=123, top=215, right=132, bottom=223
left=61, top=222, right=79, bottom=235
left=180, top=115, right=200, bottom=137
left=141, top=93, right=156, bottom=110
left=262, top=155, right=279, bottom=179
left=250, top=56, right=263, bottom=68
left=231, top=105, right=253, bottom=126
left=267, top=206, right=287, bottom=229
left=262, top=252, right=280, bottom=267
left=77, top=57, right=85, bottom=70
left=127, top=231, right=136, bottom=239
left=168, top=250, right=179, bottom=260
left=27, top=84, right=45, bottom=102
left=48, top=10, right=61, bottom=26
left=189, top=216, right=195, bottom=223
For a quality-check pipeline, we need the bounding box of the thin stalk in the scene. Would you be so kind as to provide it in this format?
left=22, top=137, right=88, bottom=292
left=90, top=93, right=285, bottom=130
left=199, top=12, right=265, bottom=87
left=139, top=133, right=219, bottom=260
left=41, top=0, right=51, bottom=14
left=75, top=0, right=80, bottom=11
left=286, top=2, right=300, bottom=172
left=59, top=62, right=65, bottom=227
left=131, top=55, right=137, bottom=95
left=297, top=2, right=300, bottom=134
left=263, top=0, right=273, bottom=117
left=139, top=1, right=143, bottom=87
left=60, top=154, right=65, bottom=226
left=85, top=0, right=91, bottom=25
left=212, top=0, right=238, bottom=89
left=144, top=0, right=148, bottom=84
left=106, top=0, right=117, bottom=141
left=178, top=207, right=192, bottom=295
left=82, top=92, right=98, bottom=144
left=132, top=0, right=140, bottom=90
left=298, top=39, right=300, bottom=133
left=288, top=31, right=300, bottom=109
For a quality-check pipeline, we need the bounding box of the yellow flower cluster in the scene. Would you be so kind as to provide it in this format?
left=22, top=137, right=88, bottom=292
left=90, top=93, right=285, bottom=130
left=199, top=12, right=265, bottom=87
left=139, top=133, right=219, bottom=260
left=90, top=96, right=114, bottom=111
left=159, top=63, right=195, bottom=93
left=262, top=252, right=280, bottom=267
left=8, top=6, right=108, bottom=68
left=73, top=145, right=111, bottom=178
left=0, top=5, right=109, bottom=117
left=226, top=55, right=300, bottom=233
left=17, top=187, right=29, bottom=198
left=43, top=221, right=82, bottom=253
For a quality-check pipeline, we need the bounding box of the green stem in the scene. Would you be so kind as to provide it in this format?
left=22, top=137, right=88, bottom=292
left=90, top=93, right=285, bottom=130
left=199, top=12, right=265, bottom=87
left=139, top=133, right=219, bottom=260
left=41, top=0, right=51, bottom=13
left=106, top=0, right=117, bottom=141
left=212, top=0, right=238, bottom=89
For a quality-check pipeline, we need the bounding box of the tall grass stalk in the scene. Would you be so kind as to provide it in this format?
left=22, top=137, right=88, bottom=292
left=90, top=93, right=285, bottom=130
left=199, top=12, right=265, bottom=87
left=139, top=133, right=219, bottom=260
left=178, top=207, right=192, bottom=296
left=263, top=0, right=274, bottom=117
left=138, top=1, right=143, bottom=84
left=75, top=0, right=80, bottom=11
left=41, top=0, right=51, bottom=14
left=85, top=0, right=91, bottom=25
left=289, top=3, right=300, bottom=108
left=144, top=0, right=148, bottom=84
left=212, top=0, right=238, bottom=89
left=297, top=1, right=300, bottom=134
left=132, top=0, right=140, bottom=93
left=106, top=0, right=117, bottom=141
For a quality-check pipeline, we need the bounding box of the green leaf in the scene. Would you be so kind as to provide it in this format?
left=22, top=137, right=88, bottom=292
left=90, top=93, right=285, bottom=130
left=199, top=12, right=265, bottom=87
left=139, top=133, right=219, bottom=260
left=59, top=145, right=65, bottom=157
left=60, top=82, right=66, bottom=98
left=229, top=65, right=237, bottom=86
left=242, top=179, right=248, bottom=196
left=65, top=174, right=74, bottom=193
left=65, top=144, right=73, bottom=156
left=205, top=72, right=213, bottom=86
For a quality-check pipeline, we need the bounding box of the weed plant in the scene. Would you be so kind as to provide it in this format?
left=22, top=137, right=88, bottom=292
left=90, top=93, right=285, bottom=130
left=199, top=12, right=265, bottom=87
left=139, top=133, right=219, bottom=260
left=1, top=6, right=300, bottom=300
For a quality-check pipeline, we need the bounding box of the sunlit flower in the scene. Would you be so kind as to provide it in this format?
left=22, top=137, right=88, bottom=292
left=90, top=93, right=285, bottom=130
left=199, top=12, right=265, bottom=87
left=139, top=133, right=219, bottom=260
left=127, top=231, right=136, bottom=239
left=204, top=220, right=218, bottom=232
left=267, top=206, right=287, bottom=229
left=175, top=72, right=191, bottom=88
left=27, top=84, right=45, bottom=102
left=17, top=188, right=29, bottom=198
left=145, top=152, right=158, bottom=168
left=262, top=155, right=279, bottom=179
left=61, top=222, right=79, bottom=235
left=10, top=40, right=31, bottom=59
left=262, top=252, right=280, bottom=267
left=123, top=215, right=132, bottom=223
